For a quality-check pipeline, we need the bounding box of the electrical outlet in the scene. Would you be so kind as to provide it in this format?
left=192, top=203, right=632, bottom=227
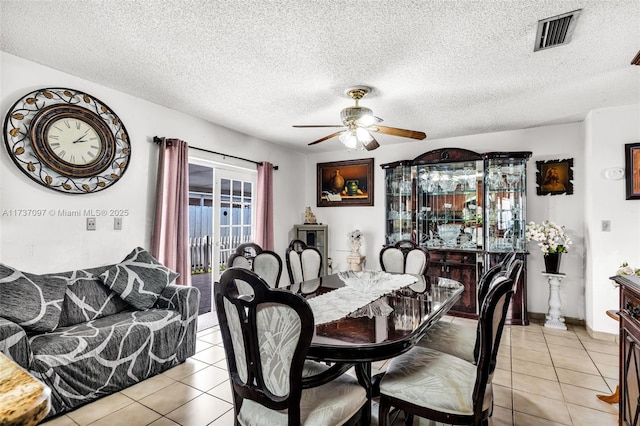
left=602, top=220, right=611, bottom=232
left=114, top=217, right=122, bottom=230
left=87, top=217, right=96, bottom=231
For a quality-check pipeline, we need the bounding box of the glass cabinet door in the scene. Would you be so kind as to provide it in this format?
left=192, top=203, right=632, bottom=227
left=416, top=160, right=483, bottom=250
left=483, top=156, right=527, bottom=253
left=385, top=165, right=415, bottom=245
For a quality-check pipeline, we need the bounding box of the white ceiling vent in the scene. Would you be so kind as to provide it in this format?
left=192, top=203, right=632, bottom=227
left=534, top=9, right=581, bottom=52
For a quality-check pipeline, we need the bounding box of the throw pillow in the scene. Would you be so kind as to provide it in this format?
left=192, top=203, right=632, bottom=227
left=99, top=247, right=179, bottom=310
left=0, top=263, right=69, bottom=332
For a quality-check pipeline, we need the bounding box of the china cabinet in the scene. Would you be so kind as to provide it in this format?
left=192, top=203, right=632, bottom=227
left=381, top=148, right=532, bottom=324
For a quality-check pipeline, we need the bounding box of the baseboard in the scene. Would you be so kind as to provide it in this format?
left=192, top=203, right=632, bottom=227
left=528, top=312, right=618, bottom=342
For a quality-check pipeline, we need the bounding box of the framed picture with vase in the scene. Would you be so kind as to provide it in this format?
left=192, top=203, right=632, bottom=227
left=317, top=158, right=374, bottom=207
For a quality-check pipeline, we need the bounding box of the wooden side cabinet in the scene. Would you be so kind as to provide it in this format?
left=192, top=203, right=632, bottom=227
left=614, top=274, right=640, bottom=425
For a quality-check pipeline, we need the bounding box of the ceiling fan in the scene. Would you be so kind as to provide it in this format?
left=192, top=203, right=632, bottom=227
left=293, top=86, right=427, bottom=151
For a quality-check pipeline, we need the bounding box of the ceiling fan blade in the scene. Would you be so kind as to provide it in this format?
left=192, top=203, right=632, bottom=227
left=363, top=135, right=380, bottom=151
left=293, top=125, right=345, bottom=128
left=370, top=125, right=427, bottom=140
left=308, top=131, right=345, bottom=146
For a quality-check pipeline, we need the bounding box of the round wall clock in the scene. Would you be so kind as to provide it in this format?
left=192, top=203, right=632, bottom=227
left=3, top=87, right=131, bottom=194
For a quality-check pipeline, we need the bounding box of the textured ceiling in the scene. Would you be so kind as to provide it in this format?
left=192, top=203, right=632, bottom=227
left=1, top=0, right=639, bottom=153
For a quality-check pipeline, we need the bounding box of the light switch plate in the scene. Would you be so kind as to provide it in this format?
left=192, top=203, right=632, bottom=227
left=87, top=217, right=96, bottom=231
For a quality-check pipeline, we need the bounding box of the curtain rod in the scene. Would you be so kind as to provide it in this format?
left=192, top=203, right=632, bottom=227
left=153, top=136, right=279, bottom=170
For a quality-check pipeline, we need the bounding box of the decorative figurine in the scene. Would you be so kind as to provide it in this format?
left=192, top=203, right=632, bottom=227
left=304, top=207, right=318, bottom=224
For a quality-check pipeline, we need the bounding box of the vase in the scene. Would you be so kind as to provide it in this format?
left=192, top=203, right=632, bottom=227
left=544, top=252, right=562, bottom=274
left=330, top=169, right=344, bottom=194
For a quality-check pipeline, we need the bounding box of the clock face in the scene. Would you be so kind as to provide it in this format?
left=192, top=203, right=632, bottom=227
left=46, top=117, right=103, bottom=166
left=3, top=88, right=131, bottom=194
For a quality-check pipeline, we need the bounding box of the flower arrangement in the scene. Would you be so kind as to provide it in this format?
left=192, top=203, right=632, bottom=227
left=616, top=262, right=640, bottom=276
left=348, top=229, right=363, bottom=255
left=525, top=220, right=572, bottom=255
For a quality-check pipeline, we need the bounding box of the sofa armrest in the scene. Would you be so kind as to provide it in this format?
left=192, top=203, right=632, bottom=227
left=154, top=284, right=200, bottom=361
left=154, top=284, right=200, bottom=321
left=0, top=317, right=33, bottom=368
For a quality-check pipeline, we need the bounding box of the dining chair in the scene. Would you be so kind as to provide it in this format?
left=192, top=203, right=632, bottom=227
left=227, top=242, right=264, bottom=269
left=215, top=267, right=367, bottom=425
left=379, top=240, right=429, bottom=275
left=378, top=275, right=515, bottom=426
left=286, top=239, right=323, bottom=284
left=416, top=254, right=521, bottom=364
left=252, top=250, right=283, bottom=288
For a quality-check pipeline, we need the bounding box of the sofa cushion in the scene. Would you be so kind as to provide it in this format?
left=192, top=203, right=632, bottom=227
left=29, top=309, right=184, bottom=416
left=57, top=265, right=129, bottom=328
left=0, top=263, right=68, bottom=332
left=99, top=247, right=179, bottom=310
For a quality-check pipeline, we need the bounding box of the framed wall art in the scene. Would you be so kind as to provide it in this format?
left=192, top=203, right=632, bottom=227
left=317, top=158, right=374, bottom=207
left=626, top=142, right=640, bottom=200
left=536, top=158, right=574, bottom=195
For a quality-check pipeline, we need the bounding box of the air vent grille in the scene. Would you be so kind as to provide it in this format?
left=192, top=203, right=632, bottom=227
left=534, top=10, right=581, bottom=51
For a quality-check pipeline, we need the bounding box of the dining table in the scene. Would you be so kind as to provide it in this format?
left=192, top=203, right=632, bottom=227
left=286, top=271, right=464, bottom=425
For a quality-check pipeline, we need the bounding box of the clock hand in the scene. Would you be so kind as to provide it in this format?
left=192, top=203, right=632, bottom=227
left=73, top=139, right=88, bottom=144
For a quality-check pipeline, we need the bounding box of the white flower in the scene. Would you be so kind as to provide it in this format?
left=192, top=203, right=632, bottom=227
left=616, top=262, right=640, bottom=276
left=525, top=220, right=572, bottom=254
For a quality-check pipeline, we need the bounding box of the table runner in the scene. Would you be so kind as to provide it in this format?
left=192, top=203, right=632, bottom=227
left=306, top=272, right=418, bottom=325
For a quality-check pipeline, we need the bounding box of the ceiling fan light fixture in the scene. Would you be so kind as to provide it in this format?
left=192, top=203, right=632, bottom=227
left=339, top=130, right=358, bottom=149
left=356, top=127, right=373, bottom=143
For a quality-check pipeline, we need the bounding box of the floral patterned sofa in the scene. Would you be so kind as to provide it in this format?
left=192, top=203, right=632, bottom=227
left=0, top=247, right=199, bottom=418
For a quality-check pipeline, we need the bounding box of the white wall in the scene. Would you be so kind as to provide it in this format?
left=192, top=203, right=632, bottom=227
left=306, top=122, right=589, bottom=322
left=0, top=53, right=305, bottom=274
left=584, top=104, right=640, bottom=336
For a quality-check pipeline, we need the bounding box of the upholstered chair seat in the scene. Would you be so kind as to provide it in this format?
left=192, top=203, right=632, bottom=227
left=378, top=275, right=515, bottom=425
left=416, top=254, right=520, bottom=363
left=378, top=347, right=492, bottom=417
left=238, top=361, right=367, bottom=425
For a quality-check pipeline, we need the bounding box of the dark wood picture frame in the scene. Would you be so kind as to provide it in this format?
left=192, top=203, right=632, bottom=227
left=536, top=158, right=574, bottom=195
left=317, top=158, right=374, bottom=207
left=626, top=142, right=640, bottom=200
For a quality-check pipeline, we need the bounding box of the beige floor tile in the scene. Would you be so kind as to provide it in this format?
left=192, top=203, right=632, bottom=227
left=542, top=328, right=579, bottom=339
left=120, top=373, right=175, bottom=400
left=511, top=347, right=553, bottom=366
left=550, top=353, right=600, bottom=375
left=589, top=351, right=619, bottom=366
left=510, top=338, right=549, bottom=353
left=214, top=358, right=228, bottom=370
left=544, top=334, right=584, bottom=348
left=65, top=392, right=134, bottom=425
left=208, top=380, right=233, bottom=403
left=547, top=344, right=591, bottom=360
left=147, top=417, right=180, bottom=426
left=161, top=358, right=209, bottom=380
left=559, top=383, right=618, bottom=415
left=595, top=360, right=620, bottom=379
left=582, top=340, right=619, bottom=355
left=496, top=354, right=511, bottom=370
left=511, top=373, right=564, bottom=400
left=87, top=401, right=162, bottom=426
left=511, top=331, right=546, bottom=343
left=208, top=409, right=237, bottom=426
left=195, top=339, right=213, bottom=353
left=40, top=415, right=77, bottom=426
left=513, top=411, right=570, bottom=426
left=555, top=368, right=610, bottom=393
left=512, top=390, right=572, bottom=424
left=165, top=392, right=233, bottom=425
left=489, top=405, right=514, bottom=426
left=138, top=381, right=203, bottom=415
left=566, top=402, right=618, bottom=425
left=512, top=358, right=558, bottom=381
left=493, top=384, right=513, bottom=410
left=190, top=345, right=227, bottom=365
left=197, top=331, right=223, bottom=345
left=493, top=368, right=512, bottom=388
left=179, top=365, right=229, bottom=392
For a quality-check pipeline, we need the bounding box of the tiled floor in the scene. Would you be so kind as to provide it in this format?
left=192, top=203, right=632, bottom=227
left=41, top=316, right=620, bottom=425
